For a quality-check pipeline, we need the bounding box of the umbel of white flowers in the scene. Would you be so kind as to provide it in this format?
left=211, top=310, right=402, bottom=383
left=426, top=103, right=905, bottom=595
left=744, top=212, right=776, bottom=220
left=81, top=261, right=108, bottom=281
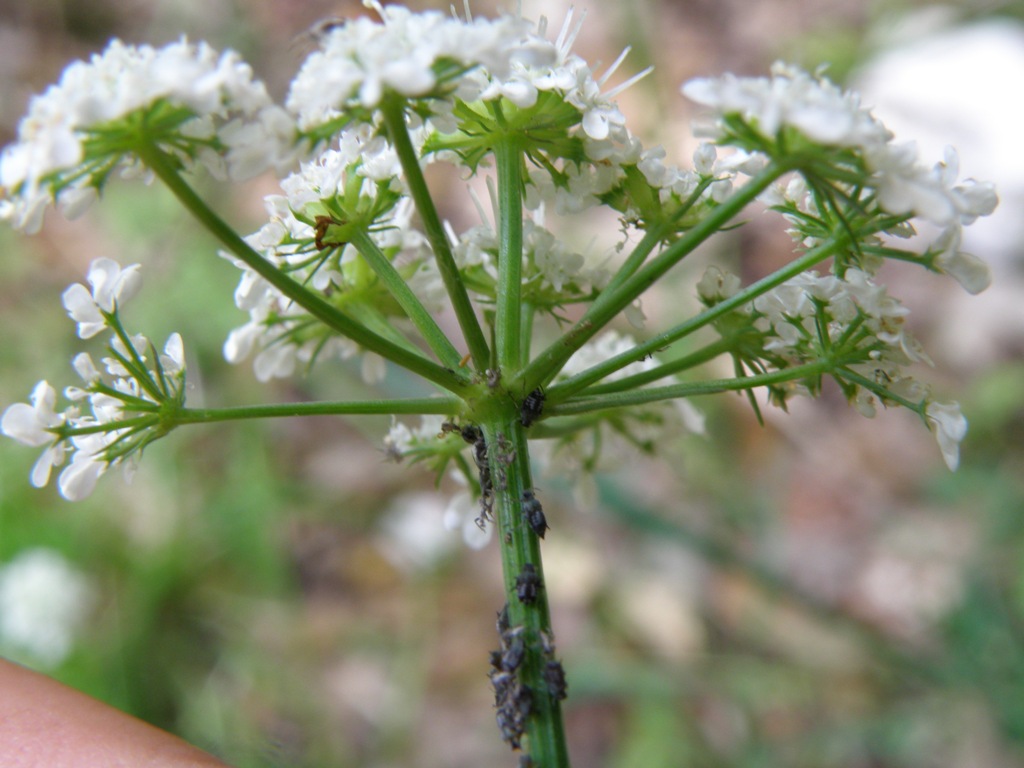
left=0, top=1, right=996, bottom=515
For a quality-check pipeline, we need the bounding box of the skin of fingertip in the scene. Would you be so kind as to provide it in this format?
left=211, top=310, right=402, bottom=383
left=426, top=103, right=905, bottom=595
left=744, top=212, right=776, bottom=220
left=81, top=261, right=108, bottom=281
left=0, top=658, right=231, bottom=768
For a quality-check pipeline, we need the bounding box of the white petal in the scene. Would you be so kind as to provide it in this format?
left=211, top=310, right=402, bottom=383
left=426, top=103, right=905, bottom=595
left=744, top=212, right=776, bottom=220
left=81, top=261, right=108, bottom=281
left=57, top=455, right=105, bottom=501
left=2, top=403, right=48, bottom=446
left=161, top=332, right=185, bottom=372
left=926, top=401, right=967, bottom=471
left=61, top=283, right=104, bottom=338
left=29, top=445, right=63, bottom=488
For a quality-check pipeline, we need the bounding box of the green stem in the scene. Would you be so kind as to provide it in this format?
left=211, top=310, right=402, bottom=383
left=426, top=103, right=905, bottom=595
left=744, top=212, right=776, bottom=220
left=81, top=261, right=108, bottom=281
left=495, top=137, right=524, bottom=373
left=517, top=161, right=789, bottom=394
left=136, top=141, right=469, bottom=394
left=175, top=396, right=460, bottom=423
left=348, top=229, right=463, bottom=369
left=59, top=397, right=461, bottom=438
left=379, top=97, right=491, bottom=370
left=549, top=358, right=836, bottom=417
left=480, top=414, right=570, bottom=767
left=598, top=226, right=665, bottom=296
left=547, top=236, right=848, bottom=401
left=578, top=336, right=740, bottom=396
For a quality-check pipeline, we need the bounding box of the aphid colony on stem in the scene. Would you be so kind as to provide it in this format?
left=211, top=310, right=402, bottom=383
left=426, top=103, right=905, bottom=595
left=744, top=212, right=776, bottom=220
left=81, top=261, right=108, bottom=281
left=492, top=603, right=568, bottom=756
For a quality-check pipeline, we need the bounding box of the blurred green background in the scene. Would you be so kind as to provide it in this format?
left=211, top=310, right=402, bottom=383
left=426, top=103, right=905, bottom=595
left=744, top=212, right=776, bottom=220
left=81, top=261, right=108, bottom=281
left=1, top=0, right=1023, bottom=766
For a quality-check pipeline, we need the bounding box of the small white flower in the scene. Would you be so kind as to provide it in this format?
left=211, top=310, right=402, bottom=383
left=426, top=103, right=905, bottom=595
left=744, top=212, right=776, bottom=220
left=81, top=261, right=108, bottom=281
left=930, top=226, right=991, bottom=295
left=57, top=449, right=107, bottom=501
left=62, top=258, right=142, bottom=338
left=1, top=381, right=68, bottom=489
left=160, top=332, right=186, bottom=376
left=72, top=353, right=101, bottom=384
left=1, top=380, right=62, bottom=448
left=696, top=266, right=741, bottom=305
left=926, top=400, right=967, bottom=471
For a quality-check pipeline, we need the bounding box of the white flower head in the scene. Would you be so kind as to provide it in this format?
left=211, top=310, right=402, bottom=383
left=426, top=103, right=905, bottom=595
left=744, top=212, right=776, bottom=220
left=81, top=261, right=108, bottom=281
left=1, top=38, right=291, bottom=231
left=683, top=62, right=892, bottom=150
left=287, top=5, right=538, bottom=130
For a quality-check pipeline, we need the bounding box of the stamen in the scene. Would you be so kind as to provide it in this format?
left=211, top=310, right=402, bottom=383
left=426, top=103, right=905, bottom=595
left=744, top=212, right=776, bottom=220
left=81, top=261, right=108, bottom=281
left=597, top=46, right=631, bottom=86
left=605, top=65, right=654, bottom=99
left=555, top=7, right=586, bottom=57
left=468, top=184, right=493, bottom=227
left=443, top=220, right=459, bottom=248
left=485, top=176, right=500, bottom=225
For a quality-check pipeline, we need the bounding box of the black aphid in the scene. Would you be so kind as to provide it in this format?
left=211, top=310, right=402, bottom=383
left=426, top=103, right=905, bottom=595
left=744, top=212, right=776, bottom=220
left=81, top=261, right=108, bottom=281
left=521, top=489, right=548, bottom=539
left=496, top=604, right=510, bottom=636
left=544, top=659, right=568, bottom=700
left=495, top=708, right=523, bottom=750
left=519, top=387, right=546, bottom=428
left=513, top=684, right=534, bottom=719
left=515, top=563, right=542, bottom=604
left=502, top=635, right=525, bottom=673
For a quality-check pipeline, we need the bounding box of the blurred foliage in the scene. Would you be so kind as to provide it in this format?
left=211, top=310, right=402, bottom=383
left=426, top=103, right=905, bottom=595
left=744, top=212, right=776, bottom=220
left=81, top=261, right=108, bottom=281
left=1, top=0, right=1023, bottom=766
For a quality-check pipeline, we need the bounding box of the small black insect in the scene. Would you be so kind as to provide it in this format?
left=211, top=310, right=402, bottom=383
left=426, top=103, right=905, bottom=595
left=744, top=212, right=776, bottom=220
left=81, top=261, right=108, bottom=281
left=544, top=659, right=568, bottom=700
left=496, top=604, right=510, bottom=636
left=515, top=563, right=542, bottom=604
left=494, top=433, right=516, bottom=466
left=538, top=630, right=556, bottom=657
left=521, top=489, right=548, bottom=539
left=502, top=635, right=525, bottom=673
left=444, top=422, right=493, bottom=526
left=513, top=683, right=534, bottom=719
left=519, top=387, right=546, bottom=428
left=490, top=669, right=515, bottom=702
left=495, top=708, right=523, bottom=750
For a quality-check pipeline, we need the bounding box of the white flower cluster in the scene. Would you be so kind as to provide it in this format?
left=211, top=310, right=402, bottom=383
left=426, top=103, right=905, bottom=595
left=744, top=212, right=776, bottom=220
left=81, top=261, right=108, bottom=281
left=0, top=38, right=298, bottom=233
left=223, top=128, right=441, bottom=383
left=684, top=62, right=892, bottom=150
left=1, top=259, right=185, bottom=500
left=0, top=548, right=96, bottom=667
left=697, top=265, right=968, bottom=469
left=450, top=216, right=609, bottom=309
left=684, top=63, right=997, bottom=291
left=287, top=2, right=553, bottom=131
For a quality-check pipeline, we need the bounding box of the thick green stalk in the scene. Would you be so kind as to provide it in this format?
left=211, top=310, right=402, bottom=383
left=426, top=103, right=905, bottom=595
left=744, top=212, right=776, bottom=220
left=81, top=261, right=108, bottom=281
left=495, top=138, right=524, bottom=373
left=480, top=414, right=570, bottom=768
left=348, top=229, right=464, bottom=369
left=516, top=161, right=789, bottom=394
left=379, top=98, right=491, bottom=370
left=137, top=142, right=469, bottom=394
